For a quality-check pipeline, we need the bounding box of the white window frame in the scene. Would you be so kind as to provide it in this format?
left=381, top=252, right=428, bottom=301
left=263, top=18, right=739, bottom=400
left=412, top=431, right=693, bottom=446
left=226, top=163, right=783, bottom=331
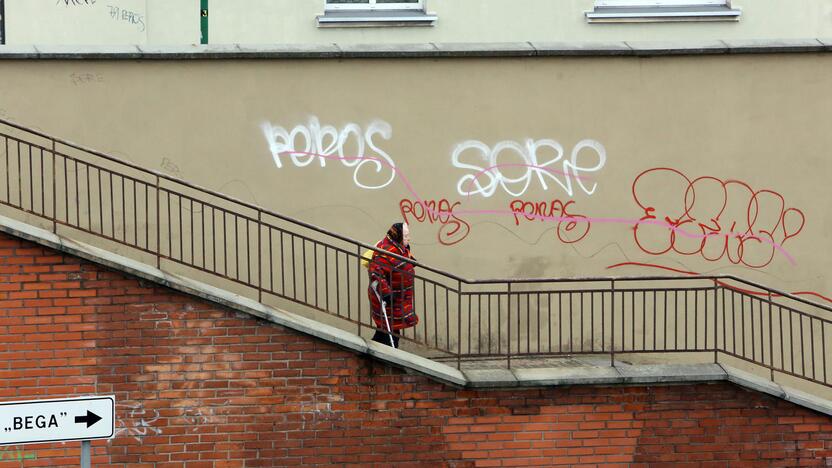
left=325, top=0, right=425, bottom=12
left=587, top=0, right=740, bottom=22
left=594, top=0, right=729, bottom=6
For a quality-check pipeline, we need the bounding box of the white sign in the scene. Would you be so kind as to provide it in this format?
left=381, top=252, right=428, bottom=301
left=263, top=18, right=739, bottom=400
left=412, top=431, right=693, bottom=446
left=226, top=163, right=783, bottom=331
left=0, top=396, right=114, bottom=446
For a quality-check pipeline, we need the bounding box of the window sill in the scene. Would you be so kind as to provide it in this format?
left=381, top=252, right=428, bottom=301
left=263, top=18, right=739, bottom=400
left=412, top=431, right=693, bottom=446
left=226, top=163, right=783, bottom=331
left=586, top=5, right=741, bottom=23
left=317, top=10, right=437, bottom=28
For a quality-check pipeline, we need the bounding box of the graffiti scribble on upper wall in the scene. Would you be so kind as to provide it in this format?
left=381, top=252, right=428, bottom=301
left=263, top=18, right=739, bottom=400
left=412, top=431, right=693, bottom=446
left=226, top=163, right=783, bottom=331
left=56, top=0, right=95, bottom=5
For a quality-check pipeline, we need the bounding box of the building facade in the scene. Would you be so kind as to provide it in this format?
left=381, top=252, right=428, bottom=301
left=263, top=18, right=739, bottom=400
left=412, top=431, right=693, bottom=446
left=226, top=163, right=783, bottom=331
left=1, top=0, right=831, bottom=45
left=0, top=2, right=831, bottom=466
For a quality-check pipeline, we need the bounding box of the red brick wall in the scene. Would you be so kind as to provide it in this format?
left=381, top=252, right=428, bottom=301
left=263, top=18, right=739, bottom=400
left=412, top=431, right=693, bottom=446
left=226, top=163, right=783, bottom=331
left=1, top=231, right=831, bottom=467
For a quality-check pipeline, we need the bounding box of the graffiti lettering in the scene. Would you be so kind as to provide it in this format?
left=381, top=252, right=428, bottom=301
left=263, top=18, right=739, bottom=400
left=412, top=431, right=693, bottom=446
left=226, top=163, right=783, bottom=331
left=114, top=401, right=161, bottom=444
left=261, top=117, right=396, bottom=190
left=632, top=168, right=805, bottom=268
left=160, top=157, right=182, bottom=178
left=509, top=199, right=591, bottom=244
left=70, top=72, right=104, bottom=86
left=400, top=198, right=471, bottom=246
left=452, top=138, right=606, bottom=198
left=0, top=446, right=36, bottom=461
left=107, top=5, right=145, bottom=31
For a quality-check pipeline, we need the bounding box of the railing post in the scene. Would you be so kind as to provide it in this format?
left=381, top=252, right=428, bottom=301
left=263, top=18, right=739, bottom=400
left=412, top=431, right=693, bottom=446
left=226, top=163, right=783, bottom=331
left=155, top=175, right=160, bottom=269
left=51, top=139, right=56, bottom=233
left=356, top=245, right=362, bottom=338
left=507, top=282, right=512, bottom=370
left=457, top=280, right=462, bottom=370
left=713, top=279, right=719, bottom=364
left=610, top=279, right=615, bottom=368
left=257, top=209, right=262, bottom=303
left=768, top=291, right=774, bottom=382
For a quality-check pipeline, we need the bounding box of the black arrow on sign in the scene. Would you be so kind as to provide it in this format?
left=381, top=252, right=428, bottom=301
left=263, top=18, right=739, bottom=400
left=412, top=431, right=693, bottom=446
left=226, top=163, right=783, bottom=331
left=74, top=411, right=102, bottom=428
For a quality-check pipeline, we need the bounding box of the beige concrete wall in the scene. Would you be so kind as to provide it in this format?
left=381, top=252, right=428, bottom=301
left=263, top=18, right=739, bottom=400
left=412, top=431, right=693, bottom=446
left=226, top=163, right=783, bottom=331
left=0, top=55, right=830, bottom=305
left=3, top=0, right=832, bottom=45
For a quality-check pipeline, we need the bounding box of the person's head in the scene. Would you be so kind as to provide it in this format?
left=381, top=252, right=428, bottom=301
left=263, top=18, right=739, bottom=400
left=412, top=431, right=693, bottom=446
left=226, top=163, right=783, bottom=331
left=386, top=222, right=410, bottom=247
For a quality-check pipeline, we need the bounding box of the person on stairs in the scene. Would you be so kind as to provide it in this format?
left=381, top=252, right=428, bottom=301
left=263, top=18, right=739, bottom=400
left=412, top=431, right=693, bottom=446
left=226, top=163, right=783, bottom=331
left=367, top=222, right=418, bottom=348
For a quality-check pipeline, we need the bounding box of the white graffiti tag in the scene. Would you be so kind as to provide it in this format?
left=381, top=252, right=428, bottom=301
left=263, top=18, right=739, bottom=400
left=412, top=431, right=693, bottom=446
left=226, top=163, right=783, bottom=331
left=113, top=402, right=161, bottom=444
left=452, top=138, right=607, bottom=198
left=261, top=117, right=396, bottom=190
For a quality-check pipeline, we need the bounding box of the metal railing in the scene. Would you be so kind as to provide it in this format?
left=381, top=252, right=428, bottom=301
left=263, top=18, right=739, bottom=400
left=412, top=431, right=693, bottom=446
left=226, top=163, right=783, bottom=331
left=0, top=117, right=829, bottom=390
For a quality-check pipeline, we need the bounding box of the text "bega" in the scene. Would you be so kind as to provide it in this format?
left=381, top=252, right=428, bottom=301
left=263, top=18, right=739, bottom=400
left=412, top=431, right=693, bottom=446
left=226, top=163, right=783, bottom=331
left=13, top=414, right=58, bottom=430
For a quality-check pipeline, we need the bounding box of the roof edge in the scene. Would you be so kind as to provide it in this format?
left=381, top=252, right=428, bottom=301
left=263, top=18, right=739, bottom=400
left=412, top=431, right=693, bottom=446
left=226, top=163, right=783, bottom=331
left=1, top=214, right=830, bottom=417
left=0, top=39, right=829, bottom=59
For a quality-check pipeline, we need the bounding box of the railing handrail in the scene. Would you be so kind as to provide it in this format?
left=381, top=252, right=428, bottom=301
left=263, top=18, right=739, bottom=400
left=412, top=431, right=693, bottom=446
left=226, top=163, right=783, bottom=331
left=718, top=274, right=832, bottom=314
left=2, top=116, right=830, bottom=316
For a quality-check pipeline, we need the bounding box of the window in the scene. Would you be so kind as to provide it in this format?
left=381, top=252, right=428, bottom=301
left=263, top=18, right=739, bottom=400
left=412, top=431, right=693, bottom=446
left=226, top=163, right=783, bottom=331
left=325, top=0, right=424, bottom=11
left=586, top=0, right=741, bottom=23
left=319, top=0, right=436, bottom=27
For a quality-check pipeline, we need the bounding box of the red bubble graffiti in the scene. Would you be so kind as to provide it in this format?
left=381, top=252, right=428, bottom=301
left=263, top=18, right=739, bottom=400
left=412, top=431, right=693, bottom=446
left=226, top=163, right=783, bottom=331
left=509, top=199, right=591, bottom=244
left=400, top=198, right=471, bottom=246
left=632, top=168, right=805, bottom=269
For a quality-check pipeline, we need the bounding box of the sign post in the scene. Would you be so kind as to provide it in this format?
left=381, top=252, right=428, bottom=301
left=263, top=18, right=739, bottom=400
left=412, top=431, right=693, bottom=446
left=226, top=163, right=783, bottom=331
left=81, top=440, right=90, bottom=468
left=0, top=396, right=115, bottom=467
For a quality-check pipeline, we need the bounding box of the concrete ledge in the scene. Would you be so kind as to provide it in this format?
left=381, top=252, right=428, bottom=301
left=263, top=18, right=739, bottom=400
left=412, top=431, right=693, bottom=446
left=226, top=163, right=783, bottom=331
left=138, top=44, right=249, bottom=59
left=368, top=342, right=467, bottom=387
left=721, top=364, right=832, bottom=417
left=337, top=42, right=439, bottom=58
left=626, top=40, right=728, bottom=56
left=432, top=42, right=537, bottom=57
left=0, top=45, right=39, bottom=58
left=723, top=38, right=826, bottom=54
left=511, top=366, right=622, bottom=387
left=722, top=365, right=786, bottom=399
left=1, top=39, right=830, bottom=59
left=464, top=363, right=726, bottom=388
left=529, top=41, right=633, bottom=56
left=616, top=363, right=726, bottom=383
left=463, top=369, right=518, bottom=388
left=235, top=43, right=343, bottom=59
left=785, top=387, right=832, bottom=417
left=33, top=45, right=142, bottom=59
